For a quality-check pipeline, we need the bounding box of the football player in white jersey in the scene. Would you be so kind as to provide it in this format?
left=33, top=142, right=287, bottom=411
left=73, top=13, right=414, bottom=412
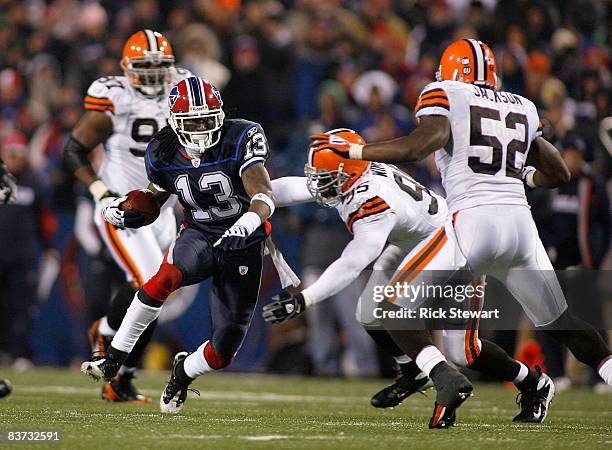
left=311, top=39, right=612, bottom=425
left=64, top=30, right=192, bottom=403
left=264, top=129, right=555, bottom=428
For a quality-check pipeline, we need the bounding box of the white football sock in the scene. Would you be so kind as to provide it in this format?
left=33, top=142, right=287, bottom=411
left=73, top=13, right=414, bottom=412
left=393, top=355, right=412, bottom=365
left=184, top=341, right=214, bottom=379
left=415, top=345, right=447, bottom=377
left=598, top=355, right=612, bottom=386
left=513, top=361, right=529, bottom=384
left=111, top=293, right=161, bottom=354
left=98, top=316, right=116, bottom=336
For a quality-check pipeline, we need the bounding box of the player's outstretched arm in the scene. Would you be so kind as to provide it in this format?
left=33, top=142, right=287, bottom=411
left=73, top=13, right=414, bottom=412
left=361, top=116, right=450, bottom=163
left=271, top=176, right=314, bottom=207
left=310, top=116, right=450, bottom=163
left=214, top=163, right=276, bottom=251
left=64, top=111, right=114, bottom=200
left=523, top=137, right=571, bottom=188
left=263, top=214, right=395, bottom=323
left=242, top=163, right=276, bottom=219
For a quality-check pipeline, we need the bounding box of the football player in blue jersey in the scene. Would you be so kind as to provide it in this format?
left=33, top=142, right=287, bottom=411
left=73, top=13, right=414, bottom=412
left=80, top=76, right=276, bottom=413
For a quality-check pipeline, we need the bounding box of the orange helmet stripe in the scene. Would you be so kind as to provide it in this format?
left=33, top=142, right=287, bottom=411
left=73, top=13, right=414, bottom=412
left=464, top=39, right=486, bottom=82
left=143, top=29, right=158, bottom=51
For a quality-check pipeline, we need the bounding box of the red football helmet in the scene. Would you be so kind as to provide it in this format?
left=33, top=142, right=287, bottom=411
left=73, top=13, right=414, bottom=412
left=305, top=128, right=370, bottom=207
left=121, top=29, right=175, bottom=96
left=436, top=39, right=497, bottom=89
left=168, top=76, right=225, bottom=155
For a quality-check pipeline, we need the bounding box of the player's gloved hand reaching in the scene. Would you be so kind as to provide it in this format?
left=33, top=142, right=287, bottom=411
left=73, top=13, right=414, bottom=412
left=101, top=194, right=146, bottom=229
left=0, top=163, right=17, bottom=204
left=214, top=211, right=261, bottom=251
left=262, top=291, right=306, bottom=323
left=309, top=133, right=364, bottom=160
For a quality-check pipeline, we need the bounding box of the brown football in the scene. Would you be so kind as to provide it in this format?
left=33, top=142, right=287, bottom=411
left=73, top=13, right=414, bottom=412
left=120, top=189, right=160, bottom=226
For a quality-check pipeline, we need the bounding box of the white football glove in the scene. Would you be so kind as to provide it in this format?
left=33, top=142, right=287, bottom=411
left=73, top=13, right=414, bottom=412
left=521, top=166, right=537, bottom=190
left=101, top=196, right=145, bottom=229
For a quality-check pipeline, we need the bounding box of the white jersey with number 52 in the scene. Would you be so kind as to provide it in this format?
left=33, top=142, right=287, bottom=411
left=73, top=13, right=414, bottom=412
left=414, top=80, right=542, bottom=213
left=84, top=67, right=192, bottom=196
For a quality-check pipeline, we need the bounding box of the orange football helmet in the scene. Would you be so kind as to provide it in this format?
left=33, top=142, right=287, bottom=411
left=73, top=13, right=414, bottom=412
left=306, top=129, right=370, bottom=207
left=121, top=29, right=175, bottom=96
left=436, top=39, right=497, bottom=89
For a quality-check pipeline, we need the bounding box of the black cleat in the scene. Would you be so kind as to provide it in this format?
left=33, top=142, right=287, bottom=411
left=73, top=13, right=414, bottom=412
left=160, top=352, right=197, bottom=414
left=428, top=363, right=473, bottom=429
left=101, top=372, right=151, bottom=404
left=81, top=346, right=128, bottom=382
left=371, top=373, right=432, bottom=408
left=513, top=366, right=555, bottom=423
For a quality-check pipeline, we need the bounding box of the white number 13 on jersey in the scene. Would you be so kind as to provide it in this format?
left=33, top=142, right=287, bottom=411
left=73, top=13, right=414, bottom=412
left=175, top=172, right=241, bottom=222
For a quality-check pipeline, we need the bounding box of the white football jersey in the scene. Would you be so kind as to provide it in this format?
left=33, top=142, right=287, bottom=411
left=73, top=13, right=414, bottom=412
left=415, top=80, right=542, bottom=213
left=84, top=68, right=192, bottom=195
left=337, top=162, right=447, bottom=250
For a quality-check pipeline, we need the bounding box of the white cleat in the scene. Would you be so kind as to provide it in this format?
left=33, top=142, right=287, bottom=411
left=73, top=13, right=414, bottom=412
left=81, top=359, right=107, bottom=382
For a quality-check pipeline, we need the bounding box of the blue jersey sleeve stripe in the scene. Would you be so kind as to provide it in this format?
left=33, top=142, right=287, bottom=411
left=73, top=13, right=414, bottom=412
left=239, top=157, right=265, bottom=176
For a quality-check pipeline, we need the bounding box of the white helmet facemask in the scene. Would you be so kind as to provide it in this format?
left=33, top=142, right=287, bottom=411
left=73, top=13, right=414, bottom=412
left=124, top=54, right=175, bottom=97
left=169, top=108, right=225, bottom=157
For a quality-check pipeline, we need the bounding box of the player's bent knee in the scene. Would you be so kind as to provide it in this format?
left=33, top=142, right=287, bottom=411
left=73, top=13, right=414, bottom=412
left=142, top=263, right=183, bottom=303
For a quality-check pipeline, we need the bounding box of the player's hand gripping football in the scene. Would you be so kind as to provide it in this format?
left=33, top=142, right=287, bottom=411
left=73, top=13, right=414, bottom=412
left=101, top=194, right=145, bottom=229
left=309, top=133, right=364, bottom=160
left=262, top=291, right=306, bottom=324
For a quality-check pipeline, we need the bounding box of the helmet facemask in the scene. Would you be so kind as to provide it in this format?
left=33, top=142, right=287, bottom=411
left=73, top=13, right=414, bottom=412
left=169, top=108, right=225, bottom=157
left=123, top=54, right=175, bottom=97
left=305, top=163, right=350, bottom=208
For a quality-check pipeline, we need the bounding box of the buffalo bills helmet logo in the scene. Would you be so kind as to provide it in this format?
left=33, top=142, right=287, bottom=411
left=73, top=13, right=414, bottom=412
left=168, top=85, right=179, bottom=109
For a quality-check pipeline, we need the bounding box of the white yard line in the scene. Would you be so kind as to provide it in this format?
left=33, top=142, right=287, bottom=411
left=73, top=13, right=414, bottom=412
left=12, top=385, right=612, bottom=419
left=17, top=385, right=362, bottom=403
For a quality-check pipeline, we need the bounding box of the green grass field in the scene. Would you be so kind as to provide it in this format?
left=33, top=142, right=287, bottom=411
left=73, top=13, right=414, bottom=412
left=0, top=368, right=610, bottom=449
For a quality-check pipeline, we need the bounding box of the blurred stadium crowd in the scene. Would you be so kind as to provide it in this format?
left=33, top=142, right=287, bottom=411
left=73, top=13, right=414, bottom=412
left=0, top=0, right=611, bottom=384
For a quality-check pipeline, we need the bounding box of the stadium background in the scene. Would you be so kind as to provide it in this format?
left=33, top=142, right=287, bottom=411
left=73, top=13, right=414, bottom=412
left=0, top=0, right=610, bottom=380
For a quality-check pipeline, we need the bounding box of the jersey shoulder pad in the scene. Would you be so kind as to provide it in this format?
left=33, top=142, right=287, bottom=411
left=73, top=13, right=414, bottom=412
left=227, top=119, right=269, bottom=176
left=415, top=81, right=451, bottom=118
left=84, top=76, right=129, bottom=114
left=340, top=176, right=392, bottom=233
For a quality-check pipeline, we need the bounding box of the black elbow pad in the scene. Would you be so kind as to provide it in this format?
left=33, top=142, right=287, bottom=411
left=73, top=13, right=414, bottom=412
left=64, top=136, right=93, bottom=173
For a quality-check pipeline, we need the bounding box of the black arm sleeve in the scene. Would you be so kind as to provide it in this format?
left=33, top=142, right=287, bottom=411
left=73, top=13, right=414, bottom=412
left=63, top=136, right=93, bottom=173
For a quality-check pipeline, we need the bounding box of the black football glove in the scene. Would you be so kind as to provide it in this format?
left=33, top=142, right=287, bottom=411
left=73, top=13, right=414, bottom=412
left=262, top=291, right=306, bottom=324
left=0, top=162, right=17, bottom=204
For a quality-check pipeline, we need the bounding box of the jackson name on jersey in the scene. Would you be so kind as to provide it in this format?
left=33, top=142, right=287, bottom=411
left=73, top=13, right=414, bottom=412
left=338, top=162, right=447, bottom=250
left=414, top=80, right=542, bottom=213
left=84, top=67, right=192, bottom=195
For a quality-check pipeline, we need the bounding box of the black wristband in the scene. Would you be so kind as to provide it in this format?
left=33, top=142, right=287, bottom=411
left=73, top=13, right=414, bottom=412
left=64, top=136, right=93, bottom=173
